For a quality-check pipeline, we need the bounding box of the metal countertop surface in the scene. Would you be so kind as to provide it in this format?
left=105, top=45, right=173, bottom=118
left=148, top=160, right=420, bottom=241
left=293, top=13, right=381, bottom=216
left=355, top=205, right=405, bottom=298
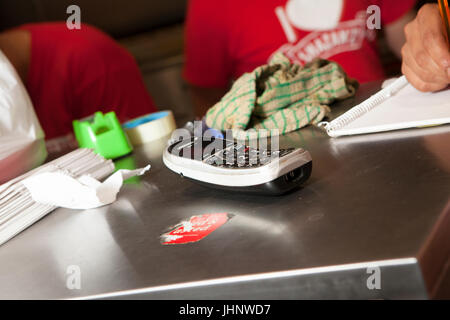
left=0, top=82, right=449, bottom=299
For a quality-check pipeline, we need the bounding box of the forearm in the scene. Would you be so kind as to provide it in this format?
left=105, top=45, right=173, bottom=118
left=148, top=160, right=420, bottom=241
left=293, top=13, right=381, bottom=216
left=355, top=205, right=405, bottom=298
left=188, top=85, right=228, bottom=118
left=0, top=29, right=31, bottom=84
left=385, top=10, right=416, bottom=59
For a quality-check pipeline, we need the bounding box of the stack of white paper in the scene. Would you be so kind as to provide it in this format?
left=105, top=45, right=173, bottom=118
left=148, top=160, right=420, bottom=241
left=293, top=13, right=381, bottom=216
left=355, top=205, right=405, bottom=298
left=0, top=148, right=115, bottom=246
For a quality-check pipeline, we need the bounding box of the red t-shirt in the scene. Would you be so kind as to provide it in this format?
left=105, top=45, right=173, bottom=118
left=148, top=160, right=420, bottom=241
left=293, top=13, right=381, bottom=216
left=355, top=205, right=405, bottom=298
left=20, top=23, right=157, bottom=139
left=184, top=0, right=416, bottom=88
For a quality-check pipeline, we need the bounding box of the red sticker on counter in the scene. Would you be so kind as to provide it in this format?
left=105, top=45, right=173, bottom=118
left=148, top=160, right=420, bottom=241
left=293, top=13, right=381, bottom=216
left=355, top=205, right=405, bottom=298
left=161, top=213, right=233, bottom=245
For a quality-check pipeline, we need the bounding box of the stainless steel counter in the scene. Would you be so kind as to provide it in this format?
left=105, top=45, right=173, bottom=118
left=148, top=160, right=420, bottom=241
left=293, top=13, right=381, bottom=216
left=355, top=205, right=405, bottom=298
left=0, top=82, right=449, bottom=299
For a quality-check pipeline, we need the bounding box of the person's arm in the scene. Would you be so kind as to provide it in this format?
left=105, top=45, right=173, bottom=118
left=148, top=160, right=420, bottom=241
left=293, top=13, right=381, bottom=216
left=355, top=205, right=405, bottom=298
left=188, top=85, right=228, bottom=118
left=401, top=3, right=450, bottom=92
left=0, top=29, right=30, bottom=84
left=183, top=0, right=231, bottom=118
left=384, top=10, right=416, bottom=59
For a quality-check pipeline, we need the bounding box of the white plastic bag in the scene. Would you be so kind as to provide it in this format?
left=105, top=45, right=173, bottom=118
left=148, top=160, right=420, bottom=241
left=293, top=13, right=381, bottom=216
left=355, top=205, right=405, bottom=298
left=0, top=50, right=47, bottom=183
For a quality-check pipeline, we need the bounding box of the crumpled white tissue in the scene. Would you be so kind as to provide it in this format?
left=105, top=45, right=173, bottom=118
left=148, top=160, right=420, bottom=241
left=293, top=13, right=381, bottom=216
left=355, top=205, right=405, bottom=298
left=22, top=165, right=151, bottom=209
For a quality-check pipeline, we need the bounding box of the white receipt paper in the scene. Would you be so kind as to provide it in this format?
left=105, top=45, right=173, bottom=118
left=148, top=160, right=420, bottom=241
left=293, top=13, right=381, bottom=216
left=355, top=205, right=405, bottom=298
left=22, top=165, right=151, bottom=210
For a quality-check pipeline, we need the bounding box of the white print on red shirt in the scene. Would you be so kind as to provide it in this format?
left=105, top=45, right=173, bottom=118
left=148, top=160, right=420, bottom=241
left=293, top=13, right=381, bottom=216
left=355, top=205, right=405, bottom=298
left=273, top=0, right=376, bottom=65
left=285, top=0, right=344, bottom=32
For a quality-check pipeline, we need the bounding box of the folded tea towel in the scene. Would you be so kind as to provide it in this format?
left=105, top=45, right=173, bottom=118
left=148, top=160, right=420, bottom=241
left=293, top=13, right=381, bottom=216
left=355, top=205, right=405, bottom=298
left=205, top=53, right=358, bottom=140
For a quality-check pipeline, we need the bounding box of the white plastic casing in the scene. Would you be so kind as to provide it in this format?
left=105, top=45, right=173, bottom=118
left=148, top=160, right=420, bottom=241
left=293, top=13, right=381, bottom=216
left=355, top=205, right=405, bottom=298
left=163, top=146, right=312, bottom=187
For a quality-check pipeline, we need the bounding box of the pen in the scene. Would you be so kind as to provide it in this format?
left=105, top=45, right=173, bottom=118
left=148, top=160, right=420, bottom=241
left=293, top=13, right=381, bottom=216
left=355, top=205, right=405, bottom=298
left=438, top=0, right=450, bottom=46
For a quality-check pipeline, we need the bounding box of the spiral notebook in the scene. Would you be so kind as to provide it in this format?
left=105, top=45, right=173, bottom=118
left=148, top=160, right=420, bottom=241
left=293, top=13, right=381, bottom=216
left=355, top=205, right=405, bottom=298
left=319, top=76, right=450, bottom=137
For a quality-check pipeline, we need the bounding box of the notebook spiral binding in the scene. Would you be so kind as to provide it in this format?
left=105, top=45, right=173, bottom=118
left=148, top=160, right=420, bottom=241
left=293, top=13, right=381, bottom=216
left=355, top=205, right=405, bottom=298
left=318, top=76, right=409, bottom=136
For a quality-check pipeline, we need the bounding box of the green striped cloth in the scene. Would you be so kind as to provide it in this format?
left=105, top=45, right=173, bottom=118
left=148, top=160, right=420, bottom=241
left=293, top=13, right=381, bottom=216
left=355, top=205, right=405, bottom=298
left=205, top=53, right=358, bottom=140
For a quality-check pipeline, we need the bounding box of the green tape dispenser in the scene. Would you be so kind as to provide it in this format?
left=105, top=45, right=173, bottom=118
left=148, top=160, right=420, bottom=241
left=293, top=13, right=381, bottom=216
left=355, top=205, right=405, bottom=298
left=73, top=111, right=133, bottom=159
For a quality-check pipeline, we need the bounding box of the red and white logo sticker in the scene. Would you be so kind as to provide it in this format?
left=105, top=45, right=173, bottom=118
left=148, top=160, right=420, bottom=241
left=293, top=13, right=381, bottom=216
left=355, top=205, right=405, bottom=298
left=161, top=213, right=233, bottom=245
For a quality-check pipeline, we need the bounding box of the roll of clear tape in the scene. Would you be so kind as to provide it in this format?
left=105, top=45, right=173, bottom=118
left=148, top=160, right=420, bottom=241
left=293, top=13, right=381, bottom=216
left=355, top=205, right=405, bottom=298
left=123, top=111, right=176, bottom=146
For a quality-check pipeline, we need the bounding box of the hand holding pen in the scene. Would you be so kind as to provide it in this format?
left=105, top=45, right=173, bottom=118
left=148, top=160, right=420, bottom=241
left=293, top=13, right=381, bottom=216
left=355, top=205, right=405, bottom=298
left=401, top=2, right=450, bottom=92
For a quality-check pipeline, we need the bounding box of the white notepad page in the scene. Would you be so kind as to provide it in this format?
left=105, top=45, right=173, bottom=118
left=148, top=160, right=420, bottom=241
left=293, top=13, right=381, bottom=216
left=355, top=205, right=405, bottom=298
left=325, top=78, right=450, bottom=137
